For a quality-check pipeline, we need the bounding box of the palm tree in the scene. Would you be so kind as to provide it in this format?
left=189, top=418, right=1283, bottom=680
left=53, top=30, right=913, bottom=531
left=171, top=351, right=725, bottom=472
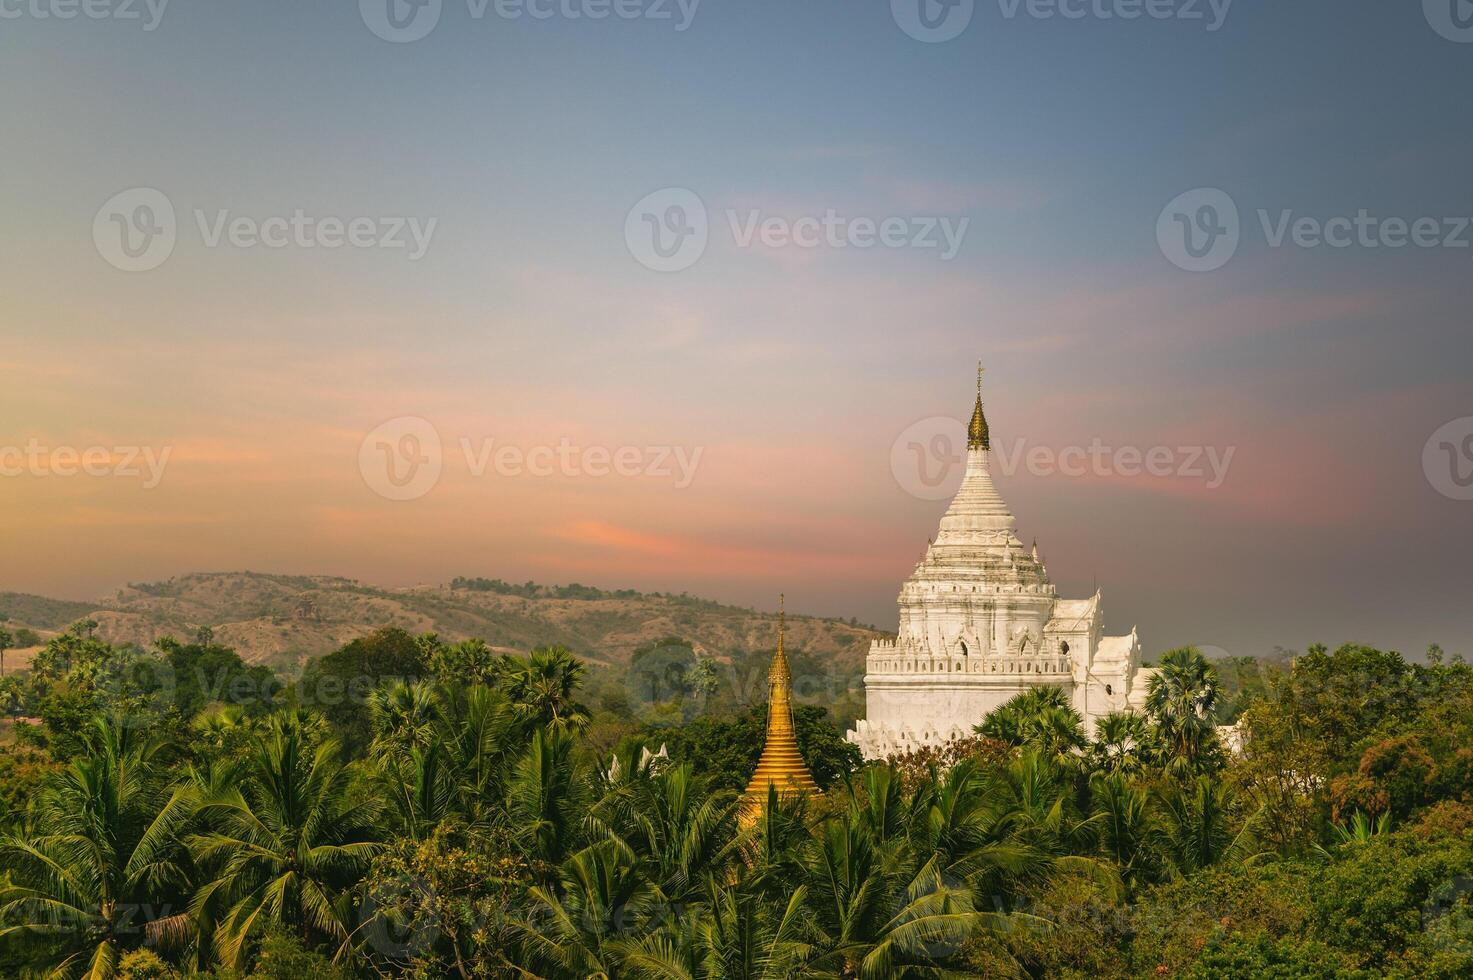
left=802, top=814, right=989, bottom=979
left=1089, top=773, right=1158, bottom=889
left=437, top=683, right=521, bottom=826
left=0, top=626, right=12, bottom=679
left=1089, top=711, right=1154, bottom=774
left=187, top=715, right=384, bottom=970
left=1153, top=775, right=1260, bottom=876
left=0, top=716, right=196, bottom=980
left=1325, top=809, right=1390, bottom=847
left=368, top=680, right=440, bottom=755
left=507, top=646, right=592, bottom=735
left=975, top=687, right=1086, bottom=761
left=366, top=680, right=455, bottom=840
left=593, top=759, right=742, bottom=908
left=509, top=727, right=587, bottom=874
left=1144, top=647, right=1219, bottom=769
left=618, top=876, right=815, bottom=979
left=903, top=759, right=1040, bottom=888
left=514, top=839, right=659, bottom=978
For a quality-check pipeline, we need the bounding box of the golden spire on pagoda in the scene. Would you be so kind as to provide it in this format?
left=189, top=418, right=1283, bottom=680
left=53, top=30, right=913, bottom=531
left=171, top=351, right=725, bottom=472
left=741, top=594, right=819, bottom=825
left=968, top=360, right=990, bottom=451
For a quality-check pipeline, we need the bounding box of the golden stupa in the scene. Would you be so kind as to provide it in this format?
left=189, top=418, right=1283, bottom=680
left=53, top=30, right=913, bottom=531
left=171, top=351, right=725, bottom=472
left=741, top=594, right=819, bottom=826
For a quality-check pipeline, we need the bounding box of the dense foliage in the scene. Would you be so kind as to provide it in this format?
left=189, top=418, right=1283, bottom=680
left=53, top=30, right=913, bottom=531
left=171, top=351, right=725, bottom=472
left=1, top=629, right=1471, bottom=978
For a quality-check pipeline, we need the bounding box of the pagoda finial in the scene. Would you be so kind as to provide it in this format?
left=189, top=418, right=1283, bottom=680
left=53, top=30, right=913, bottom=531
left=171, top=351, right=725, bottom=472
left=967, top=361, right=990, bottom=451
left=778, top=593, right=785, bottom=651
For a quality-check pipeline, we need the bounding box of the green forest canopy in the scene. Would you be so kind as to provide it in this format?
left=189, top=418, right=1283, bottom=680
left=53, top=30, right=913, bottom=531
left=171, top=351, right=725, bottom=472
left=1, top=626, right=1471, bottom=978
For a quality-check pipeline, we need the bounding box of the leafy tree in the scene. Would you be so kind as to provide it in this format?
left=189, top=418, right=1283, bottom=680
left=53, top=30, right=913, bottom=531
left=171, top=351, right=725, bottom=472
left=244, top=930, right=355, bottom=980
left=158, top=638, right=279, bottom=721
left=653, top=704, right=861, bottom=793
left=1310, top=829, right=1473, bottom=973
left=6, top=634, right=1469, bottom=979
left=295, top=628, right=428, bottom=752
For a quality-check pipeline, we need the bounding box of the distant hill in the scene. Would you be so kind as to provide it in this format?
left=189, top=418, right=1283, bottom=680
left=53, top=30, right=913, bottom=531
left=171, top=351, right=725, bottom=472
left=0, top=572, right=886, bottom=671
left=0, top=592, right=102, bottom=631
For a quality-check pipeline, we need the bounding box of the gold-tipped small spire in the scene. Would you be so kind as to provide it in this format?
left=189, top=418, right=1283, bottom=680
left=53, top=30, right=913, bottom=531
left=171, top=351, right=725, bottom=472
left=967, top=360, right=990, bottom=451
left=741, top=593, right=819, bottom=826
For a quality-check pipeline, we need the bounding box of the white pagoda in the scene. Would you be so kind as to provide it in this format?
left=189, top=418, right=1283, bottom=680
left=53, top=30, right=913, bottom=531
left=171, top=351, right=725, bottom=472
left=847, top=368, right=1154, bottom=760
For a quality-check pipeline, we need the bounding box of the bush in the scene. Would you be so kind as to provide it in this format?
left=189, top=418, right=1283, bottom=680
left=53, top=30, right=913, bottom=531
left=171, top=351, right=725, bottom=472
left=1311, top=831, right=1473, bottom=970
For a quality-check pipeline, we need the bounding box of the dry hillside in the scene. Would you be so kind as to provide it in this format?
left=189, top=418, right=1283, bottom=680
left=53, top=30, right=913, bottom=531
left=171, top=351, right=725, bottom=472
left=0, top=572, right=886, bottom=672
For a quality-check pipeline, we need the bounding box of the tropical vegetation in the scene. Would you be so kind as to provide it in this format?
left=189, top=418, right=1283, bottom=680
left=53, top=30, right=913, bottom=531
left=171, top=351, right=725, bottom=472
left=1, top=625, right=1471, bottom=978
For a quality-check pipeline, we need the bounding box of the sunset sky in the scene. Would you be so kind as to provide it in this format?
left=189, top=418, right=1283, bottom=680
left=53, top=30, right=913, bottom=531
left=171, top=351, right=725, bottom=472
left=3, top=1, right=1471, bottom=659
